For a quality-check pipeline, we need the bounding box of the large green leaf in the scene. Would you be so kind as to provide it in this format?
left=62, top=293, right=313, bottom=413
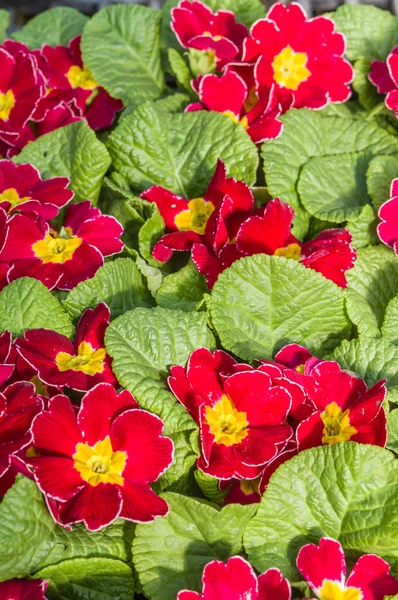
left=330, top=5, right=398, bottom=61
left=244, top=444, right=398, bottom=580
left=367, top=155, right=398, bottom=212
left=262, top=109, right=398, bottom=237
left=14, top=122, right=111, bottom=204
left=0, top=278, right=73, bottom=338
left=328, top=337, right=398, bottom=400
left=63, top=258, right=154, bottom=321
left=81, top=4, right=165, bottom=108
left=346, top=245, right=398, bottom=331
left=107, top=104, right=258, bottom=196
left=12, top=7, right=88, bottom=49
left=105, top=307, right=215, bottom=433
left=387, top=409, right=398, bottom=453
left=133, top=492, right=257, bottom=600
left=0, top=10, right=9, bottom=44
left=155, top=430, right=199, bottom=494
left=353, top=58, right=384, bottom=111
left=382, top=293, right=398, bottom=343
left=156, top=260, right=208, bottom=312
left=345, top=288, right=380, bottom=339
left=35, top=558, right=134, bottom=600
left=346, top=204, right=378, bottom=250
left=0, top=477, right=133, bottom=581
left=209, top=255, right=351, bottom=361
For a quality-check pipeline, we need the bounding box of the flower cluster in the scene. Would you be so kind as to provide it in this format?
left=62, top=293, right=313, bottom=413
left=143, top=160, right=356, bottom=288
left=0, top=37, right=123, bottom=157
left=0, top=162, right=123, bottom=291
left=169, top=345, right=387, bottom=494
left=172, top=1, right=354, bottom=142
left=178, top=539, right=398, bottom=600
left=369, top=46, right=398, bottom=117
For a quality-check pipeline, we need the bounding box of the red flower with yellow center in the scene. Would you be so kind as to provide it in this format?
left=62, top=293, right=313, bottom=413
left=169, top=347, right=293, bottom=479
left=171, top=0, right=248, bottom=75
left=178, top=556, right=291, bottom=600
left=297, top=538, right=398, bottom=600
left=15, top=303, right=116, bottom=393
left=0, top=200, right=123, bottom=290
left=0, top=579, right=48, bottom=600
left=242, top=3, right=353, bottom=110
left=0, top=160, right=73, bottom=219
left=28, top=383, right=173, bottom=531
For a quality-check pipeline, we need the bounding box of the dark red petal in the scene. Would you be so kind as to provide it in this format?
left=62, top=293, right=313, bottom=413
left=352, top=410, right=387, bottom=448
left=120, top=480, right=169, bottom=522
left=346, top=554, right=398, bottom=599
left=275, top=344, right=313, bottom=369
left=58, top=481, right=122, bottom=530
left=74, top=302, right=110, bottom=350
left=369, top=60, right=395, bottom=94
left=202, top=556, right=258, bottom=600
left=76, top=215, right=123, bottom=256
left=30, top=455, right=84, bottom=501
left=31, top=394, right=81, bottom=456
left=141, top=186, right=188, bottom=231
left=198, top=70, right=246, bottom=116
left=56, top=242, right=104, bottom=291
left=191, top=242, right=222, bottom=289
left=236, top=425, right=292, bottom=467
left=258, top=568, right=292, bottom=600
left=296, top=412, right=324, bottom=451
left=296, top=537, right=346, bottom=594
left=0, top=579, right=48, bottom=600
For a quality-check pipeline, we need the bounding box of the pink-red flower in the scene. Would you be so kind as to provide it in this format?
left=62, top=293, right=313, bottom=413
left=243, top=3, right=354, bottom=110
left=0, top=579, right=48, bottom=600
left=187, top=69, right=283, bottom=143
left=15, top=303, right=116, bottom=393
left=297, top=538, right=398, bottom=600
left=0, top=201, right=123, bottom=290
left=169, top=347, right=293, bottom=479
left=171, top=1, right=248, bottom=74
left=39, top=36, right=123, bottom=130
left=369, top=46, right=398, bottom=116
left=0, top=381, right=44, bottom=495
left=28, top=383, right=173, bottom=531
left=0, top=331, right=14, bottom=388
left=377, top=179, right=398, bottom=254
left=177, top=556, right=291, bottom=600
left=0, top=161, right=73, bottom=219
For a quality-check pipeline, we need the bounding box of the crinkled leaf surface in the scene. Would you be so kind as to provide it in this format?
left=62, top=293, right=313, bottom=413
left=156, top=260, right=208, bottom=312
left=105, top=307, right=215, bottom=433
left=35, top=557, right=134, bottom=600
left=244, top=444, right=398, bottom=580
left=63, top=258, right=154, bottom=321
left=353, top=58, right=384, bottom=111
left=133, top=492, right=257, bottom=600
left=0, top=477, right=133, bottom=581
left=0, top=278, right=74, bottom=338
left=81, top=4, right=165, bottom=108
left=0, top=10, right=9, bottom=43
left=388, top=410, right=398, bottom=453
left=14, top=122, right=111, bottom=204
left=328, top=337, right=398, bottom=400
left=345, top=288, right=380, bottom=339
left=12, top=7, right=88, bottom=48
left=382, top=293, right=398, bottom=343
left=262, top=109, right=398, bottom=238
left=209, top=255, right=351, bottom=361
left=346, top=204, right=378, bottom=249
left=107, top=104, right=258, bottom=196
left=155, top=430, right=199, bottom=494
left=346, top=245, right=398, bottom=329
left=367, top=155, right=398, bottom=212
left=330, top=4, right=398, bottom=61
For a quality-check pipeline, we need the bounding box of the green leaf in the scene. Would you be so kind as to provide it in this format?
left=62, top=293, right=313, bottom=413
left=346, top=245, right=398, bottom=329
left=262, top=109, right=398, bottom=238
left=387, top=410, right=398, bottom=453
left=346, top=204, right=378, bottom=249
left=156, top=261, right=208, bottom=311
left=81, top=4, right=165, bottom=108
left=155, top=430, right=199, bottom=494
left=63, top=258, right=154, bottom=321
left=0, top=278, right=74, bottom=338
left=14, top=122, right=111, bottom=204
left=209, top=255, right=351, bottom=361
left=12, top=7, right=88, bottom=49
left=367, top=155, right=398, bottom=212
left=0, top=476, right=134, bottom=581
left=35, top=558, right=134, bottom=600
left=105, top=307, right=215, bottom=433
left=0, top=10, right=9, bottom=44
left=138, top=202, right=166, bottom=268
left=244, top=443, right=398, bottom=580
left=330, top=5, right=398, bottom=61
left=382, top=293, right=398, bottom=343
left=298, top=152, right=372, bottom=222
left=168, top=49, right=194, bottom=94
left=107, top=104, right=258, bottom=196
left=194, top=470, right=227, bottom=505
left=327, top=337, right=398, bottom=399
left=154, top=92, right=191, bottom=113
left=353, top=58, right=384, bottom=111
left=133, top=492, right=257, bottom=600
left=345, top=288, right=380, bottom=339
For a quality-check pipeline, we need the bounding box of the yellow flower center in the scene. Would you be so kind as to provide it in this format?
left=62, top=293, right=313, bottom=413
left=319, top=580, right=362, bottom=600
left=67, top=64, right=98, bottom=90
left=321, top=402, right=357, bottom=445
left=274, top=243, right=301, bottom=260
left=73, top=435, right=126, bottom=487
left=203, top=31, right=223, bottom=42
left=240, top=478, right=260, bottom=496
left=30, top=375, right=50, bottom=397
left=174, top=198, right=215, bottom=235
left=0, top=188, right=30, bottom=211
left=0, top=89, right=15, bottom=121
left=55, top=341, right=106, bottom=375
left=272, top=45, right=311, bottom=91
left=223, top=110, right=249, bottom=130
left=32, top=227, right=82, bottom=264
left=205, top=395, right=248, bottom=446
